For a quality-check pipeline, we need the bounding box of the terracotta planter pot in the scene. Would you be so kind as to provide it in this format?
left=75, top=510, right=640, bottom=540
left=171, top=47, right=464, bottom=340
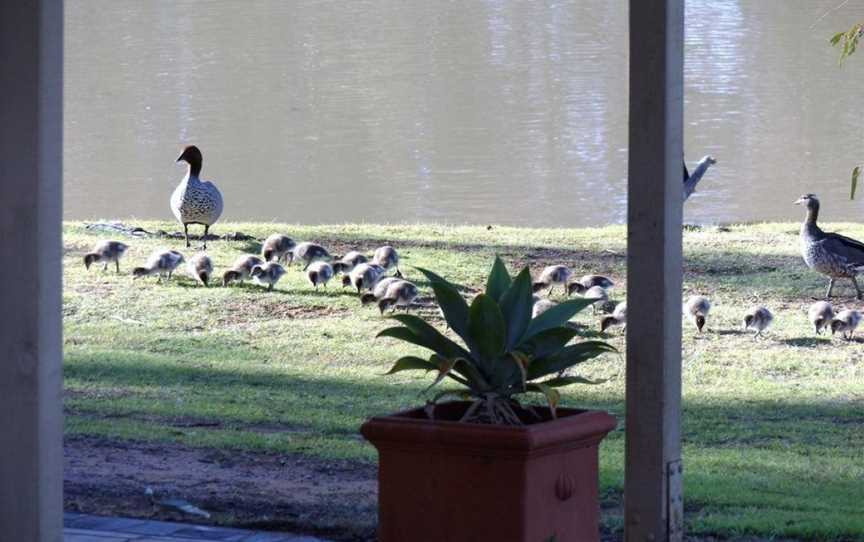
left=361, top=401, right=617, bottom=542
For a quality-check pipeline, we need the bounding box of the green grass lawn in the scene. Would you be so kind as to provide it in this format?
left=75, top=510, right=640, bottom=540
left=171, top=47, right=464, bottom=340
left=63, top=221, right=864, bottom=541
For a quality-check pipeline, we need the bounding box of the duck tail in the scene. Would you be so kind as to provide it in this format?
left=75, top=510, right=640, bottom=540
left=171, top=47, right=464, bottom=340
left=360, top=293, right=377, bottom=306
left=308, top=271, right=319, bottom=286
left=199, top=271, right=210, bottom=287
left=132, top=267, right=149, bottom=279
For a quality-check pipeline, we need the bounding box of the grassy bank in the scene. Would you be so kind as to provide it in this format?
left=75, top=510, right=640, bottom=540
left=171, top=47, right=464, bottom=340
left=63, top=221, right=864, bottom=541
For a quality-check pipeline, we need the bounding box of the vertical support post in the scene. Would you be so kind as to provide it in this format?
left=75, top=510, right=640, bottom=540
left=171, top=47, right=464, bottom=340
left=0, top=1, right=64, bottom=541
left=625, top=1, right=684, bottom=541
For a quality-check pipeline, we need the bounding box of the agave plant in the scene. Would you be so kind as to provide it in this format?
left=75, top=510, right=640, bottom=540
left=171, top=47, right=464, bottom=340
left=378, top=256, right=615, bottom=425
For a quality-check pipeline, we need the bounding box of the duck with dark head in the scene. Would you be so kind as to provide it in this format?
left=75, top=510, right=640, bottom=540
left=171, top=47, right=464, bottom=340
left=795, top=193, right=864, bottom=299
left=171, top=145, right=224, bottom=249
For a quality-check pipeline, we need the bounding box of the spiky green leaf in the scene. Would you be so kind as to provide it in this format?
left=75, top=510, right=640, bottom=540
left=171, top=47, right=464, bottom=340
left=526, top=341, right=616, bottom=380
left=414, top=266, right=471, bottom=342
left=521, top=298, right=596, bottom=343
left=499, top=266, right=534, bottom=350
left=485, top=256, right=512, bottom=302
left=387, top=314, right=471, bottom=359
left=538, top=375, right=607, bottom=387
left=518, top=327, right=579, bottom=360
left=467, top=294, right=507, bottom=364
left=384, top=355, right=437, bottom=375
left=527, top=383, right=560, bottom=419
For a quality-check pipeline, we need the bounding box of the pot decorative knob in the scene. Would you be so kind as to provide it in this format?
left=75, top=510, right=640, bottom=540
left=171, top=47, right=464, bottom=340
left=555, top=473, right=575, bottom=501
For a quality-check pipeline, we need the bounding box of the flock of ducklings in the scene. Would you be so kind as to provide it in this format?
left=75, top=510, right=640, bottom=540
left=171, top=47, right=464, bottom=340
left=84, top=238, right=862, bottom=339
left=529, top=265, right=862, bottom=341
left=82, top=234, right=417, bottom=314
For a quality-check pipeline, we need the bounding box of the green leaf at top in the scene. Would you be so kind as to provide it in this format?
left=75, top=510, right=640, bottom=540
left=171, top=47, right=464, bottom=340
left=852, top=165, right=861, bottom=200
left=415, top=266, right=471, bottom=345
left=520, top=298, right=596, bottom=343
left=518, top=327, right=579, bottom=360
left=468, top=294, right=506, bottom=363
left=384, top=355, right=437, bottom=375
left=498, top=266, right=535, bottom=350
left=485, top=256, right=512, bottom=302
left=387, top=314, right=471, bottom=360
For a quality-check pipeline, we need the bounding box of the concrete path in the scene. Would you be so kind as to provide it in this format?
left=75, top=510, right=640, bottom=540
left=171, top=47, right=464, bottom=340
left=64, top=513, right=330, bottom=542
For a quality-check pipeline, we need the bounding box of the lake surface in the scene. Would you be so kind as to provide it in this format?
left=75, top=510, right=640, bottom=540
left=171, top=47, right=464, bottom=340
left=65, top=1, right=864, bottom=227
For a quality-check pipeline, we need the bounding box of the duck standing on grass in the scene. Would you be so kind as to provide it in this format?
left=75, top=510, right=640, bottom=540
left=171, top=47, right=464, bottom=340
left=332, top=251, right=368, bottom=275
left=372, top=245, right=399, bottom=272
left=377, top=280, right=418, bottom=314
left=567, top=275, right=614, bottom=296
left=132, top=250, right=184, bottom=283
left=684, top=295, right=711, bottom=332
left=250, top=262, right=285, bottom=291
left=795, top=194, right=864, bottom=299
left=83, top=240, right=128, bottom=273
left=743, top=306, right=773, bottom=336
left=600, top=302, right=627, bottom=333
left=187, top=253, right=213, bottom=287
left=307, top=261, right=334, bottom=289
left=171, top=145, right=224, bottom=249
left=222, top=254, right=263, bottom=286
left=808, top=301, right=834, bottom=335
left=360, top=276, right=403, bottom=306
left=831, top=309, right=862, bottom=341
left=343, top=263, right=386, bottom=293
left=533, top=265, right=572, bottom=296
left=292, top=242, right=330, bottom=270
left=262, top=234, right=296, bottom=264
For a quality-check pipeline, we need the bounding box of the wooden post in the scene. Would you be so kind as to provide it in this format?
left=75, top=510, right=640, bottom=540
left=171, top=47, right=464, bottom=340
left=0, top=1, right=64, bottom=541
left=625, top=1, right=684, bottom=541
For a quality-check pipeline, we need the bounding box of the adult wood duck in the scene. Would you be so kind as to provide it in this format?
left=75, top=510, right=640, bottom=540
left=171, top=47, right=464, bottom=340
left=171, top=145, right=224, bottom=249
left=795, top=194, right=864, bottom=299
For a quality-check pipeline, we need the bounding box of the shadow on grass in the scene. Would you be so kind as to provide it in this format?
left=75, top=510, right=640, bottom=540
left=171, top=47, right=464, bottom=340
left=780, top=337, right=832, bottom=347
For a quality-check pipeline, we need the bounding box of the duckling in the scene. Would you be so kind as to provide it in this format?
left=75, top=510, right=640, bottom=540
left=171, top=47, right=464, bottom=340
left=600, top=302, right=627, bottom=332
left=343, top=263, right=386, bottom=293
left=262, top=234, right=296, bottom=264
left=292, top=242, right=330, bottom=270
left=132, top=250, right=185, bottom=283
left=532, top=296, right=557, bottom=318
left=83, top=240, right=129, bottom=273
left=250, top=262, right=286, bottom=291
left=684, top=295, right=711, bottom=332
left=532, top=265, right=572, bottom=295
left=307, top=261, right=334, bottom=289
left=372, top=246, right=400, bottom=272
left=831, top=309, right=862, bottom=340
left=171, top=145, right=223, bottom=249
left=222, top=254, right=264, bottom=286
left=378, top=280, right=419, bottom=314
left=808, top=301, right=834, bottom=335
left=360, top=276, right=404, bottom=306
left=567, top=275, right=614, bottom=296
left=743, top=306, right=773, bottom=336
left=187, top=253, right=213, bottom=287
left=332, top=251, right=369, bottom=275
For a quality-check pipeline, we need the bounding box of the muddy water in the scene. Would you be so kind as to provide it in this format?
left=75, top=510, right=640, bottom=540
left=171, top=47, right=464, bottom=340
left=65, top=1, right=864, bottom=227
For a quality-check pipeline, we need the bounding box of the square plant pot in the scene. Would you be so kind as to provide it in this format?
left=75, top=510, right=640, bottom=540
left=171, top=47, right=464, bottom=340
left=361, top=401, right=617, bottom=542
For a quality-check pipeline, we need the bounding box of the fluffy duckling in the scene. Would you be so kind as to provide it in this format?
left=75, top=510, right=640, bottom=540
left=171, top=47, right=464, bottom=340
left=292, top=242, right=330, bottom=270
left=132, top=250, right=185, bottom=282
left=332, top=251, right=369, bottom=275
left=222, top=254, right=264, bottom=286
left=567, top=275, right=614, bottom=296
left=343, top=263, right=386, bottom=293
left=532, top=265, right=572, bottom=295
left=532, top=296, right=557, bottom=318
left=743, top=306, right=773, bottom=336
left=684, top=295, right=711, bottom=332
left=831, top=309, right=862, bottom=340
left=83, top=240, right=129, bottom=273
left=372, top=246, right=399, bottom=272
left=360, top=276, right=404, bottom=306
left=187, top=253, right=213, bottom=287
left=250, top=262, right=286, bottom=291
left=307, top=261, right=334, bottom=289
left=808, top=301, right=834, bottom=335
left=262, top=234, right=296, bottom=264
left=600, top=302, right=627, bottom=332
left=378, top=280, right=419, bottom=314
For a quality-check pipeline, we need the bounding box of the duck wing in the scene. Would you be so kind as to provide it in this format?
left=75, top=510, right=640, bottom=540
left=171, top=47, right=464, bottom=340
left=821, top=232, right=864, bottom=265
